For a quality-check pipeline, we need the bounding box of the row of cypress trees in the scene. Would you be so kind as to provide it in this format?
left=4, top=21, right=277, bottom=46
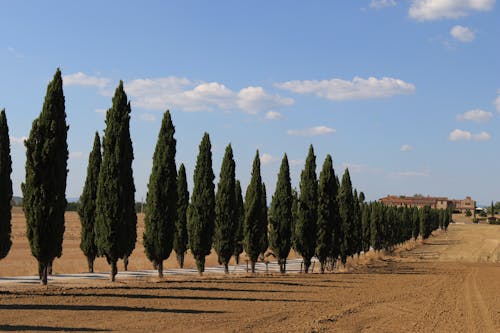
left=0, top=69, right=452, bottom=284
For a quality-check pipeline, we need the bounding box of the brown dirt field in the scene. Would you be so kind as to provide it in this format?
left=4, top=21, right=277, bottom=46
left=0, top=209, right=499, bottom=332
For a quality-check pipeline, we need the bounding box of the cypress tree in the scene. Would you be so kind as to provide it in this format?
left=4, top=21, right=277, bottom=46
left=291, top=188, right=299, bottom=251
left=233, top=180, right=244, bottom=264
left=187, top=133, right=215, bottom=275
left=143, top=111, right=177, bottom=278
left=316, top=155, right=338, bottom=273
left=411, top=206, right=420, bottom=240
left=78, top=132, right=101, bottom=273
left=353, top=189, right=362, bottom=256
left=0, top=110, right=12, bottom=261
left=361, top=203, right=371, bottom=253
left=370, top=203, right=382, bottom=251
left=419, top=206, right=431, bottom=240
left=295, top=145, right=317, bottom=273
left=259, top=182, right=269, bottom=260
left=338, top=169, right=355, bottom=264
left=269, top=154, right=292, bottom=273
left=174, top=163, right=189, bottom=268
left=23, top=69, right=68, bottom=285
left=214, top=144, right=236, bottom=273
left=444, top=208, right=451, bottom=231
left=95, top=81, right=137, bottom=282
left=244, top=150, right=263, bottom=273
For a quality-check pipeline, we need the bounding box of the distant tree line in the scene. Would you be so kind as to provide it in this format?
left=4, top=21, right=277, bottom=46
left=0, top=69, right=453, bottom=285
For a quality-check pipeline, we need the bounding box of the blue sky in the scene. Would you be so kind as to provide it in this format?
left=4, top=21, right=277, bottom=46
left=0, top=1, right=499, bottom=205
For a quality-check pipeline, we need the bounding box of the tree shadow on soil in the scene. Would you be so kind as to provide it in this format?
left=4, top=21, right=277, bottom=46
left=0, top=325, right=110, bottom=332
left=0, top=304, right=225, bottom=314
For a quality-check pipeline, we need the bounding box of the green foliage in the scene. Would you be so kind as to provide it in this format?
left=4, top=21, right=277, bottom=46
left=214, top=144, right=236, bottom=272
left=269, top=154, right=292, bottom=273
left=291, top=188, right=299, bottom=250
left=411, top=206, right=420, bottom=239
left=361, top=203, right=371, bottom=253
left=295, top=145, right=318, bottom=272
left=338, top=169, right=355, bottom=264
left=22, top=69, right=68, bottom=284
left=95, top=81, right=137, bottom=281
left=143, top=111, right=177, bottom=277
left=315, top=155, right=338, bottom=273
left=187, top=133, right=215, bottom=274
left=370, top=203, right=382, bottom=251
left=352, top=189, right=362, bottom=255
left=77, top=132, right=101, bottom=272
left=0, top=110, right=12, bottom=260
left=419, top=206, right=432, bottom=239
left=465, top=209, right=472, bottom=217
left=259, top=182, right=269, bottom=258
left=232, top=180, right=244, bottom=264
left=244, top=150, right=264, bottom=271
left=174, top=163, right=189, bottom=268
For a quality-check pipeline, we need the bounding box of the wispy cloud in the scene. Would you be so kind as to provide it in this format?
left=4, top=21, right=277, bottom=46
left=287, top=126, right=336, bottom=136
left=69, top=151, right=84, bottom=159
left=409, top=0, right=495, bottom=21
left=400, top=144, right=413, bottom=152
left=450, top=25, right=476, bottom=42
left=457, top=109, right=492, bottom=122
left=260, top=153, right=277, bottom=165
left=276, top=77, right=415, bottom=101
left=289, top=159, right=304, bottom=166
left=496, top=90, right=500, bottom=112
left=449, top=129, right=491, bottom=142
left=10, top=136, right=27, bottom=144
left=389, top=169, right=431, bottom=178
left=370, top=0, right=397, bottom=9
left=7, top=46, right=25, bottom=59
left=264, top=111, right=283, bottom=120
left=342, top=163, right=383, bottom=174
left=64, top=72, right=110, bottom=88
left=95, top=108, right=107, bottom=115
left=139, top=113, right=156, bottom=122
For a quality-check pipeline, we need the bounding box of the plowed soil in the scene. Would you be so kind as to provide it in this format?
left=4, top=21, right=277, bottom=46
left=0, top=209, right=499, bottom=332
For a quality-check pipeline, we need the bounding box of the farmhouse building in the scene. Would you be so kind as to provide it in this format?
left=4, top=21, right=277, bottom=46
left=379, top=195, right=474, bottom=213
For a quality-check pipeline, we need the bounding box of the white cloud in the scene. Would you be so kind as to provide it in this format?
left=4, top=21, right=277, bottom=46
left=264, top=111, right=283, bottom=120
left=260, top=153, right=277, bottom=165
left=10, top=136, right=27, bottom=144
left=276, top=76, right=415, bottom=101
left=287, top=126, right=336, bottom=136
left=450, top=25, right=476, bottom=42
left=370, top=0, right=397, bottom=9
left=409, top=0, right=495, bottom=21
left=495, top=91, right=500, bottom=112
left=69, top=151, right=84, bottom=159
left=342, top=163, right=383, bottom=174
left=449, top=129, right=491, bottom=141
left=139, top=113, right=156, bottom=122
left=400, top=144, right=413, bottom=152
left=95, top=108, right=107, bottom=115
left=290, top=159, right=304, bottom=166
left=125, top=77, right=293, bottom=114
left=63, top=72, right=110, bottom=88
left=457, top=109, right=492, bottom=122
left=390, top=170, right=431, bottom=178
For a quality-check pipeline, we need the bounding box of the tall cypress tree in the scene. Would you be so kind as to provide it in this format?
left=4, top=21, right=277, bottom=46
left=338, top=168, right=355, bottom=264
left=259, top=182, right=269, bottom=259
left=0, top=110, right=12, bottom=262
left=233, top=180, right=244, bottom=264
left=143, top=111, right=177, bottom=278
left=174, top=163, right=189, bottom=268
left=269, top=154, right=292, bottom=273
left=291, top=187, right=299, bottom=251
left=244, top=150, right=263, bottom=273
left=361, top=203, right=371, bottom=253
left=214, top=144, right=236, bottom=273
left=370, top=203, right=382, bottom=251
left=316, top=155, right=337, bottom=273
left=295, top=145, right=317, bottom=273
left=187, top=133, right=215, bottom=275
left=95, top=81, right=137, bottom=282
left=353, top=189, right=362, bottom=256
left=78, top=132, right=101, bottom=273
left=419, top=206, right=432, bottom=240
left=23, top=69, right=68, bottom=285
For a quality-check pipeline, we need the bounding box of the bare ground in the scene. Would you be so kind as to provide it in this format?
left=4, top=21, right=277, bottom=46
left=0, top=210, right=499, bottom=332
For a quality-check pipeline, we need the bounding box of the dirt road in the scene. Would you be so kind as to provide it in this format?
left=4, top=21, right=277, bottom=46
left=0, top=216, right=498, bottom=332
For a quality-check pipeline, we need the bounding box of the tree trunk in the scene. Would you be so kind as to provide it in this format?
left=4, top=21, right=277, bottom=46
left=41, top=264, right=48, bottom=285
left=304, top=257, right=311, bottom=273
left=48, top=260, right=53, bottom=275
left=87, top=257, right=94, bottom=273
left=123, top=255, right=129, bottom=271
left=224, top=262, right=229, bottom=274
left=320, top=261, right=325, bottom=274
left=176, top=253, right=184, bottom=268
left=38, top=261, right=43, bottom=279
left=235, top=254, right=240, bottom=265
left=158, top=260, right=163, bottom=278
left=251, top=260, right=256, bottom=274
left=110, top=260, right=117, bottom=282
left=283, top=258, right=287, bottom=274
